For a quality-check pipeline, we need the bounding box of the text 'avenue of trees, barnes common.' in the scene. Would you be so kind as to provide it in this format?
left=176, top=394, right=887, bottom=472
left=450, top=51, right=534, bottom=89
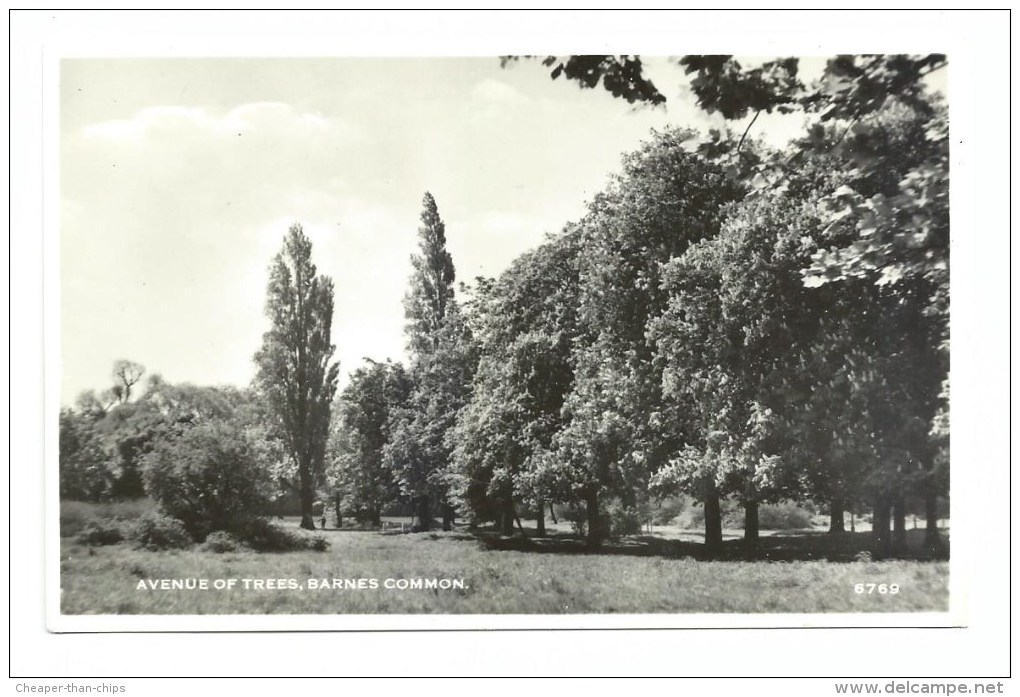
left=59, top=55, right=948, bottom=557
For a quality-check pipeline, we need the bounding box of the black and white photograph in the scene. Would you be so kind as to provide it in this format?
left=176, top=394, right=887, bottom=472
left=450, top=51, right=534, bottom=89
left=53, top=49, right=954, bottom=621
left=10, top=8, right=1012, bottom=682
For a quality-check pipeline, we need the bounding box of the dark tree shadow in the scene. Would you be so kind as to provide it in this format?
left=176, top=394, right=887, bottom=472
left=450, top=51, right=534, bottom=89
left=473, top=527, right=949, bottom=563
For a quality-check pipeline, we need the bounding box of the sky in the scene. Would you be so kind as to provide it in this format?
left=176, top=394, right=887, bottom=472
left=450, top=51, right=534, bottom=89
left=60, top=56, right=823, bottom=405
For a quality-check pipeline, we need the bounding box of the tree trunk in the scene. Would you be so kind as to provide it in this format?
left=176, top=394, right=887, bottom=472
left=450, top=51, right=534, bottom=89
left=298, top=454, right=315, bottom=530
left=743, top=500, right=759, bottom=548
left=536, top=501, right=546, bottom=537
left=924, top=490, right=943, bottom=555
left=872, top=496, right=891, bottom=558
left=829, top=497, right=845, bottom=534
left=585, top=491, right=602, bottom=550
left=850, top=511, right=855, bottom=533
left=334, top=494, right=342, bottom=530
left=514, top=509, right=525, bottom=534
left=549, top=502, right=558, bottom=524
left=501, top=505, right=515, bottom=536
left=441, top=502, right=455, bottom=531
left=703, top=483, right=723, bottom=552
left=416, top=496, right=432, bottom=532
left=892, top=494, right=906, bottom=555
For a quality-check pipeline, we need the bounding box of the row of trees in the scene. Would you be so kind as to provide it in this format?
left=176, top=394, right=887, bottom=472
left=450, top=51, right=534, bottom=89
left=327, top=55, right=948, bottom=555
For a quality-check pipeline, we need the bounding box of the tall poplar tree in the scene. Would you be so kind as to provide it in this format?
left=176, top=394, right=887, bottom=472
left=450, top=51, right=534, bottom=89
left=254, top=224, right=339, bottom=530
left=386, top=192, right=472, bottom=531
left=404, top=192, right=456, bottom=354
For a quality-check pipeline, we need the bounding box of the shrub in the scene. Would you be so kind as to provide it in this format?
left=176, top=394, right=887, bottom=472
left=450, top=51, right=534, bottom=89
left=650, top=496, right=687, bottom=525
left=678, top=497, right=743, bottom=530
left=129, top=512, right=193, bottom=551
left=60, top=498, right=154, bottom=537
left=142, top=420, right=275, bottom=540
left=675, top=498, right=816, bottom=531
left=606, top=502, right=643, bottom=537
left=60, top=501, right=97, bottom=537
left=757, top=502, right=815, bottom=530
left=75, top=519, right=124, bottom=546
left=560, top=505, right=588, bottom=537
left=305, top=536, right=330, bottom=552
left=231, top=518, right=327, bottom=552
left=199, top=530, right=246, bottom=554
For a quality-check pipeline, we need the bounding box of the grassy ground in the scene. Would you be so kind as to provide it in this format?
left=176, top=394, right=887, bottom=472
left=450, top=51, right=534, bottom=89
left=59, top=510, right=949, bottom=615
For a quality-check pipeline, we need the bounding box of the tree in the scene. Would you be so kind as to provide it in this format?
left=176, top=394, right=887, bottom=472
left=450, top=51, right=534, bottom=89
left=111, top=359, right=145, bottom=404
left=59, top=365, right=255, bottom=502
left=254, top=224, right=340, bottom=530
left=387, top=306, right=477, bottom=531
left=328, top=360, right=410, bottom=526
left=448, top=232, right=581, bottom=535
left=59, top=407, right=115, bottom=501
left=385, top=192, right=473, bottom=532
left=142, top=418, right=277, bottom=541
left=515, top=55, right=949, bottom=553
left=548, top=129, right=743, bottom=549
left=507, top=54, right=948, bottom=359
left=404, top=192, right=456, bottom=356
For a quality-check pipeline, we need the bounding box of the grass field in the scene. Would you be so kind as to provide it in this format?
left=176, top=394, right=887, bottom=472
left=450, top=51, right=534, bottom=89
left=59, top=509, right=949, bottom=615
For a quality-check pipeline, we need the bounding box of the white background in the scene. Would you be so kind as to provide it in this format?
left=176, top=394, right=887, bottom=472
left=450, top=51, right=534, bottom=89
left=8, top=8, right=1014, bottom=684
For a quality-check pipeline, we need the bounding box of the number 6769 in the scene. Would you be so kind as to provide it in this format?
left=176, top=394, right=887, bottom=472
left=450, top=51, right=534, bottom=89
left=854, top=583, right=900, bottom=594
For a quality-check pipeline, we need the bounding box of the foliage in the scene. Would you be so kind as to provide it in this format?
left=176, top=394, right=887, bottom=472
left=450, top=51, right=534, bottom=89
left=305, top=536, right=331, bottom=552
left=756, top=502, right=816, bottom=530
left=512, top=53, right=949, bottom=441
left=448, top=230, right=581, bottom=527
left=199, top=530, right=246, bottom=554
left=110, top=359, right=146, bottom=404
left=59, top=408, right=115, bottom=501
left=59, top=361, right=260, bottom=504
left=404, top=192, right=457, bottom=356
left=230, top=518, right=329, bottom=553
left=605, top=501, right=643, bottom=538
left=129, top=512, right=193, bottom=551
left=254, top=224, right=340, bottom=530
left=502, top=55, right=667, bottom=105
left=547, top=128, right=743, bottom=546
left=328, top=360, right=410, bottom=525
left=59, top=498, right=155, bottom=537
left=75, top=519, right=125, bottom=546
left=141, top=419, right=276, bottom=540
left=387, top=193, right=476, bottom=530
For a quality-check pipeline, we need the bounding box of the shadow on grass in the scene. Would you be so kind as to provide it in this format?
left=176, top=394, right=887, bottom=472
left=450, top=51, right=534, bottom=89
left=473, top=527, right=949, bottom=563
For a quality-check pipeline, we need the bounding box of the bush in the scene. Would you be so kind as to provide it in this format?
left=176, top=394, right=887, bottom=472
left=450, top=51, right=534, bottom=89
left=650, top=496, right=687, bottom=525
left=305, top=536, right=330, bottom=552
left=75, top=519, right=124, bottom=546
left=129, top=512, right=193, bottom=551
left=560, top=505, right=588, bottom=537
left=61, top=501, right=98, bottom=538
left=757, top=502, right=815, bottom=530
left=677, top=498, right=743, bottom=530
left=60, top=498, right=154, bottom=537
left=231, top=518, right=328, bottom=553
left=675, top=498, right=816, bottom=531
left=606, top=502, right=643, bottom=537
left=142, top=420, right=275, bottom=540
left=199, top=530, right=246, bottom=554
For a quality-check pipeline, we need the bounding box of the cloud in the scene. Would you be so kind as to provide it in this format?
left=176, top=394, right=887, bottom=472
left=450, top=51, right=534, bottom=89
left=471, top=78, right=529, bottom=104
left=61, top=101, right=393, bottom=402
left=81, top=102, right=350, bottom=143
